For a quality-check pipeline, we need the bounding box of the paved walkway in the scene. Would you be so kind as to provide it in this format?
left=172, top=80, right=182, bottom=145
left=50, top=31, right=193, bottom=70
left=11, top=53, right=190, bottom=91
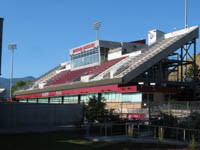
left=86, top=135, right=200, bottom=147
left=0, top=125, right=80, bottom=134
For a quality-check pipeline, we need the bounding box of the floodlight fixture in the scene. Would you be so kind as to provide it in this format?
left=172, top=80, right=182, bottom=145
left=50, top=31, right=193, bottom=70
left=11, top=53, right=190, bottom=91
left=8, top=44, right=17, bottom=50
left=138, top=82, right=144, bottom=85
left=150, top=83, right=156, bottom=86
left=93, top=21, right=101, bottom=40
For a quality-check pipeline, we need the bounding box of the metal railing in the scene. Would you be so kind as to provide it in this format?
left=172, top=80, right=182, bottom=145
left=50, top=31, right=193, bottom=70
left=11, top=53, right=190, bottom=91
left=86, top=122, right=200, bottom=143
left=130, top=124, right=200, bottom=142
left=115, top=35, right=185, bottom=78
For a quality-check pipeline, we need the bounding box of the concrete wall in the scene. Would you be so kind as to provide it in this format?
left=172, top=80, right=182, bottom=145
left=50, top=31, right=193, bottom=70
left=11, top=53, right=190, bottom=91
left=108, top=49, right=122, bottom=60
left=0, top=103, right=82, bottom=128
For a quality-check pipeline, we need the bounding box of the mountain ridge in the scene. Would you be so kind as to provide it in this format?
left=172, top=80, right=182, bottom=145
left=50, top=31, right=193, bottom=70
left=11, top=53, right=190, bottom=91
left=0, top=76, right=35, bottom=97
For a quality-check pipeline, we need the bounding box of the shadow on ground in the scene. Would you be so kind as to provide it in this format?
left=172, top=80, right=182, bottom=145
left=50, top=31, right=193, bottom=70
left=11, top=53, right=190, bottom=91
left=0, top=130, right=196, bottom=150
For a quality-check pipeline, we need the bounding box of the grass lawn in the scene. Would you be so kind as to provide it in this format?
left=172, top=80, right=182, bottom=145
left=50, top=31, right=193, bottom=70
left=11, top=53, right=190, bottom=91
left=0, top=131, right=196, bottom=150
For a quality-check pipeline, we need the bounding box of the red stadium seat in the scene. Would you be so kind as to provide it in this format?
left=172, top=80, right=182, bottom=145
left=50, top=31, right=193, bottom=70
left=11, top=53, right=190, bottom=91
left=47, top=57, right=125, bottom=86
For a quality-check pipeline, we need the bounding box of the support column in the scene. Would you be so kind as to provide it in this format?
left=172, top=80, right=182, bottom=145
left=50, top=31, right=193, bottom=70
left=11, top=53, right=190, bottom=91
left=193, top=39, right=197, bottom=101
left=62, top=96, right=64, bottom=104
left=48, top=97, right=50, bottom=104
left=147, top=93, right=151, bottom=122
left=177, top=53, right=179, bottom=82
left=181, top=47, right=183, bottom=82
left=160, top=62, right=163, bottom=81
left=78, top=95, right=81, bottom=104
left=185, top=45, right=188, bottom=78
left=98, top=93, right=102, bottom=101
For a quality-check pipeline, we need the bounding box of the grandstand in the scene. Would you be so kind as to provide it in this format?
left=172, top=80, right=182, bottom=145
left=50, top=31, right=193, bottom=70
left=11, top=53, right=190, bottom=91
left=14, top=26, right=199, bottom=117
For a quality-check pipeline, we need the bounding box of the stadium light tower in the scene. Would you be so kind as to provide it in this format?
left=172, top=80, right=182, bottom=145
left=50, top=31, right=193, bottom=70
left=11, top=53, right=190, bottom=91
left=185, top=0, right=188, bottom=28
left=93, top=21, right=101, bottom=40
left=8, top=44, right=17, bottom=98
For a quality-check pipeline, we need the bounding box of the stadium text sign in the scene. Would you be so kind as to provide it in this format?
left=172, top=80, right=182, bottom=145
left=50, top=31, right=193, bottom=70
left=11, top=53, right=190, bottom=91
left=71, top=42, right=96, bottom=54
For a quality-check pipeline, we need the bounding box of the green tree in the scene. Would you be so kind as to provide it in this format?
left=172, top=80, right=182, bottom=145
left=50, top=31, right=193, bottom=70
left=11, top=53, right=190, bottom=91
left=186, top=64, right=200, bottom=81
left=83, top=96, right=108, bottom=123
left=83, top=96, right=120, bottom=124
left=10, top=80, right=31, bottom=97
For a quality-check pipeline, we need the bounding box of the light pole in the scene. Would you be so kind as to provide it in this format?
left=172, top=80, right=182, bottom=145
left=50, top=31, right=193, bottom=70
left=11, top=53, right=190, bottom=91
left=8, top=44, right=17, bottom=98
left=185, top=0, right=188, bottom=28
left=93, top=21, right=101, bottom=40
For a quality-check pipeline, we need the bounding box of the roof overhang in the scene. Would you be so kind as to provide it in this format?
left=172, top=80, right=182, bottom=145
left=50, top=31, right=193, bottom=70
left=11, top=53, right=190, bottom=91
left=14, top=77, right=123, bottom=96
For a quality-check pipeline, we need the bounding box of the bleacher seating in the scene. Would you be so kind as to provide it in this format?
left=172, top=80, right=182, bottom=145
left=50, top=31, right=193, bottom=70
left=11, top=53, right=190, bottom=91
left=88, top=57, right=125, bottom=75
left=46, top=57, right=125, bottom=86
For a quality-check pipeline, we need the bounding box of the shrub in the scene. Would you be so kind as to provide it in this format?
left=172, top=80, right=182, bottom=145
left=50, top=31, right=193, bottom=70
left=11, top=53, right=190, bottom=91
left=158, top=127, right=164, bottom=143
left=188, top=134, right=196, bottom=149
left=83, top=96, right=120, bottom=123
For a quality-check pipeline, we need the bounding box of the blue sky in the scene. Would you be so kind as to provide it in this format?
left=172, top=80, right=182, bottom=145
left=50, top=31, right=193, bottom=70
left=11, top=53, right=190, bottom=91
left=0, top=0, right=200, bottom=78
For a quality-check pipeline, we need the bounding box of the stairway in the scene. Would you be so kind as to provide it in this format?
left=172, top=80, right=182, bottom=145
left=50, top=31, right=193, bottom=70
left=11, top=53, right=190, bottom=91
left=116, top=26, right=199, bottom=83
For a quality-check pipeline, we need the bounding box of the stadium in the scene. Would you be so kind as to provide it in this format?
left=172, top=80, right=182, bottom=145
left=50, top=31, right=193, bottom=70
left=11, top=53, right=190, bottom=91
left=13, top=25, right=199, bottom=118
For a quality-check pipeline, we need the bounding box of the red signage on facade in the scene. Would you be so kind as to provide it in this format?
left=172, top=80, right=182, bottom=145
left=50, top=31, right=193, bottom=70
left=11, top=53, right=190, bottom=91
left=127, top=113, right=146, bottom=120
left=15, top=84, right=138, bottom=99
left=7, top=97, right=13, bottom=102
left=72, top=43, right=95, bottom=54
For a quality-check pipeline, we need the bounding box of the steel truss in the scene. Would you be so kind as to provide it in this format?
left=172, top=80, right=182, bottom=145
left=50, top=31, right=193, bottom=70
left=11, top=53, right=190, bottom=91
left=132, top=38, right=197, bottom=87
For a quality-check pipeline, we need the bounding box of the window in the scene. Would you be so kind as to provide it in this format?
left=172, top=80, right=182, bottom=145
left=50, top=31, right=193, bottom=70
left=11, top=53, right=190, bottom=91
left=38, top=98, right=48, bottom=103
left=19, top=99, right=27, bottom=103
left=116, top=93, right=122, bottom=101
left=28, top=99, right=37, bottom=103
left=51, top=97, right=62, bottom=104
left=110, top=92, right=116, bottom=100
left=71, top=47, right=100, bottom=68
left=122, top=93, right=142, bottom=102
left=63, top=95, right=78, bottom=104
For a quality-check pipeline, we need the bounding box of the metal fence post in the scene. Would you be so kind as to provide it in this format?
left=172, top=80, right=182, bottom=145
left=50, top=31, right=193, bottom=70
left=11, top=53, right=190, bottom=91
left=125, top=123, right=127, bottom=135
left=100, top=124, right=102, bottom=136
left=183, top=129, right=186, bottom=141
left=132, top=123, right=134, bottom=137
left=176, top=129, right=178, bottom=140
left=154, top=126, right=156, bottom=138
left=111, top=124, right=112, bottom=136
left=105, top=124, right=107, bottom=137
left=86, top=124, right=89, bottom=137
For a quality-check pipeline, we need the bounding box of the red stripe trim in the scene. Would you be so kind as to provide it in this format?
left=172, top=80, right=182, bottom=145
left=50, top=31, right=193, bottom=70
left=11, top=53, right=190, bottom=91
left=15, top=84, right=137, bottom=99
